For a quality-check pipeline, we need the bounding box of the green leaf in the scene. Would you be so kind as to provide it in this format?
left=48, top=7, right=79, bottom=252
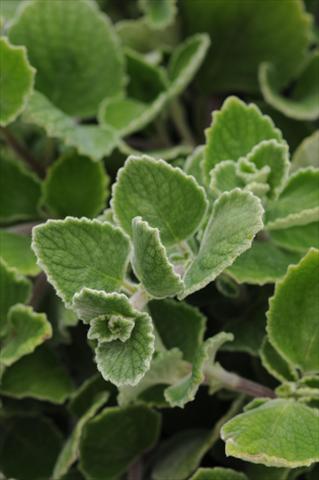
left=139, top=0, right=177, bottom=29
left=190, top=467, right=248, bottom=480
left=148, top=299, right=206, bottom=362
left=0, top=258, right=31, bottom=336
left=0, top=416, right=63, bottom=480
left=260, top=338, right=298, bottom=383
left=118, top=348, right=189, bottom=406
left=204, top=97, right=283, bottom=180
left=88, top=314, right=135, bottom=343
left=112, top=155, right=208, bottom=246
left=267, top=248, right=319, bottom=373
left=270, top=222, right=319, bottom=253
left=165, top=332, right=233, bottom=407
left=221, top=399, right=319, bottom=467
left=68, top=373, right=115, bottom=418
left=0, top=36, right=35, bottom=126
left=182, top=189, right=264, bottom=298
left=0, top=304, right=52, bottom=367
left=266, top=168, right=319, bottom=230
left=79, top=405, right=161, bottom=480
left=210, top=161, right=244, bottom=196
left=152, top=430, right=213, bottom=480
left=43, top=151, right=109, bottom=218
left=23, top=91, right=118, bottom=161
left=0, top=0, right=24, bottom=21
left=227, top=240, right=301, bottom=285
left=184, top=145, right=206, bottom=187
left=9, top=0, right=125, bottom=117
left=132, top=217, right=183, bottom=298
left=95, top=312, right=155, bottom=386
left=291, top=131, right=319, bottom=173
left=0, top=230, right=39, bottom=276
left=181, top=0, right=312, bottom=93
left=0, top=346, right=74, bottom=403
left=259, top=52, right=319, bottom=121
left=32, top=218, right=130, bottom=307
left=0, top=151, right=42, bottom=223
left=53, top=392, right=109, bottom=480
left=167, top=34, right=210, bottom=97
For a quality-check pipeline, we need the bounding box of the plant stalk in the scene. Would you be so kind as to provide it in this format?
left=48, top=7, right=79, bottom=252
left=130, top=287, right=149, bottom=311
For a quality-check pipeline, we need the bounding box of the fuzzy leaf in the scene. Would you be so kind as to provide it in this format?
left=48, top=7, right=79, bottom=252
left=43, top=151, right=109, bottom=218
left=53, top=392, right=109, bottom=480
left=266, top=168, right=319, bottom=230
left=204, top=97, right=283, bottom=179
left=9, top=0, right=125, bottom=117
left=68, top=373, right=114, bottom=419
left=148, top=299, right=206, bottom=362
left=0, top=230, right=39, bottom=276
left=267, top=249, right=319, bottom=373
left=0, top=416, right=63, bottom=480
left=184, top=146, right=206, bottom=187
left=0, top=304, right=52, bottom=367
left=227, top=240, right=301, bottom=285
left=260, top=338, right=297, bottom=383
left=0, top=152, right=42, bottom=223
left=0, top=346, right=74, bottom=403
left=0, top=258, right=31, bottom=336
left=139, top=0, right=177, bottom=29
left=132, top=217, right=183, bottom=298
left=112, top=155, right=208, bottom=246
left=88, top=315, right=135, bottom=343
left=0, top=36, right=35, bottom=126
left=118, top=349, right=189, bottom=406
left=182, top=189, right=264, bottom=298
left=190, top=468, right=248, bottom=480
left=165, top=332, right=233, bottom=408
left=291, top=131, right=319, bottom=172
left=168, top=34, right=210, bottom=97
left=221, top=399, right=319, bottom=467
left=181, top=0, right=312, bottom=93
left=95, top=312, right=155, bottom=386
left=32, top=218, right=130, bottom=307
left=270, top=222, right=319, bottom=253
left=24, top=91, right=118, bottom=161
left=79, top=405, right=161, bottom=480
left=259, top=53, right=319, bottom=121
left=210, top=161, right=243, bottom=196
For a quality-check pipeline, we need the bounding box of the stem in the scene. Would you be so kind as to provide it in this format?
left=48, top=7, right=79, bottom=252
left=0, top=127, right=44, bottom=177
left=130, top=287, right=149, bottom=311
left=122, top=279, right=139, bottom=296
left=127, top=459, right=142, bottom=480
left=170, top=99, right=195, bottom=147
left=206, top=363, right=276, bottom=399
left=7, top=221, right=40, bottom=236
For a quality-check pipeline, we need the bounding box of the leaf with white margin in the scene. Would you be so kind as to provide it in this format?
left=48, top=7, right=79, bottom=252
left=182, top=189, right=264, bottom=298
left=0, top=258, right=31, bottom=336
left=0, top=230, right=39, bottom=276
left=210, top=160, right=244, bottom=196
left=245, top=140, right=289, bottom=200
left=53, top=392, right=109, bottom=480
left=266, top=168, right=319, bottom=230
left=0, top=304, right=52, bottom=367
left=0, top=346, right=74, bottom=404
left=32, top=218, right=130, bottom=307
left=167, top=33, right=210, bottom=97
left=0, top=37, right=35, bottom=126
left=88, top=315, right=135, bottom=343
left=190, top=467, right=248, bottom=480
left=260, top=338, right=298, bottom=383
left=259, top=52, right=319, bottom=121
left=204, top=96, right=283, bottom=179
left=227, top=240, right=301, bottom=285
left=267, top=248, right=319, bottom=373
left=132, top=217, right=183, bottom=298
left=291, top=131, right=319, bottom=173
left=79, top=405, right=161, bottom=480
left=9, top=0, right=125, bottom=117
left=23, top=92, right=118, bottom=162
left=95, top=313, right=155, bottom=386
left=112, top=155, right=208, bottom=246
left=184, top=145, right=206, bottom=187
left=139, top=0, right=177, bottom=29
left=165, top=332, right=233, bottom=408
left=118, top=348, right=189, bottom=406
left=270, top=222, right=319, bottom=253
left=221, top=399, right=319, bottom=467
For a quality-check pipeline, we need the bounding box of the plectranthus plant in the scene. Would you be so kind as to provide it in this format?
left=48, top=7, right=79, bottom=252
left=0, top=0, right=318, bottom=479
